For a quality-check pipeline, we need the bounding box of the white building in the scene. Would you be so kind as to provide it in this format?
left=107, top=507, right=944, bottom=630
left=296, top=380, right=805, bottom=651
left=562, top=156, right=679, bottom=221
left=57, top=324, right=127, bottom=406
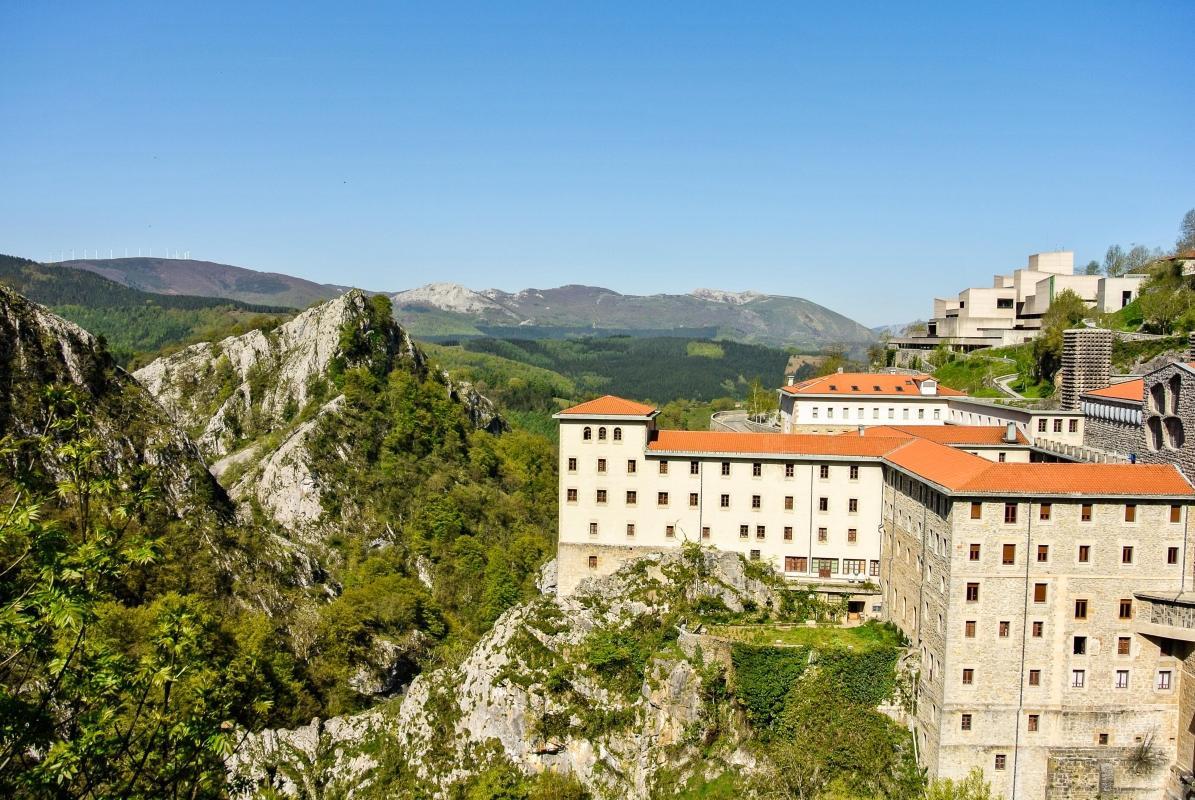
left=778, top=372, right=963, bottom=433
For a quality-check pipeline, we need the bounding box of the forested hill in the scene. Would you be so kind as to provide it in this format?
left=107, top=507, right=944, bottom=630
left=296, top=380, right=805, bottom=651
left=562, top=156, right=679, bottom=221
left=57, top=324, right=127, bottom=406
left=0, top=253, right=295, bottom=366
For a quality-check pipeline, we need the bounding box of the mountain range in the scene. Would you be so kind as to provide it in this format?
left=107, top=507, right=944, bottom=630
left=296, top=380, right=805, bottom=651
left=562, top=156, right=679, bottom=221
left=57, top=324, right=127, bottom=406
left=45, top=256, right=874, bottom=348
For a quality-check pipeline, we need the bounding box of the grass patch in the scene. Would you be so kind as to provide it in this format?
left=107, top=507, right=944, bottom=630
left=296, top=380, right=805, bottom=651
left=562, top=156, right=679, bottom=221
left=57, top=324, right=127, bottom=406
left=686, top=341, right=725, bottom=359
left=709, top=621, right=901, bottom=651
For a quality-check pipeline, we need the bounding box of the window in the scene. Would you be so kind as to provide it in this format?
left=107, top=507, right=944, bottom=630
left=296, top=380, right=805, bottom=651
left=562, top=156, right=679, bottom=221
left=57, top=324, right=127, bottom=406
left=589, top=522, right=598, bottom=536
left=888, top=408, right=895, bottom=419
left=1116, top=670, right=1129, bottom=689
left=720, top=494, right=730, bottom=508
left=1122, top=546, right=1134, bottom=564
left=785, top=463, right=795, bottom=478
left=1125, top=504, right=1137, bottom=522
left=1040, top=503, right=1051, bottom=521
left=1073, top=635, right=1086, bottom=655
left=666, top=525, right=675, bottom=538
left=1078, top=544, right=1090, bottom=563
left=819, top=465, right=829, bottom=479
left=1033, top=583, right=1047, bottom=603
left=627, top=459, right=636, bottom=474
left=659, top=460, right=669, bottom=475
left=612, top=427, right=622, bottom=441
left=965, top=620, right=976, bottom=638
left=784, top=496, right=794, bottom=510
left=970, top=502, right=982, bottom=520
left=818, top=527, right=828, bottom=543
left=701, top=526, right=710, bottom=539
left=1054, top=419, right=1063, bottom=433
left=756, top=525, right=765, bottom=540
left=689, top=492, right=699, bottom=508
left=918, top=408, right=925, bottom=419
left=626, top=490, right=637, bottom=505
left=751, top=462, right=762, bottom=477
left=1097, top=733, right=1109, bottom=745
left=844, top=558, right=866, bottom=575
left=1004, top=503, right=1018, bottom=524
left=1169, top=547, right=1179, bottom=565
left=739, top=525, right=749, bottom=539
left=597, top=458, right=606, bottom=473
left=994, top=755, right=1006, bottom=771
left=1081, top=503, right=1093, bottom=522
left=1028, top=714, right=1039, bottom=732
left=849, top=465, right=859, bottom=480
left=1075, top=599, right=1088, bottom=620
left=625, top=523, right=636, bottom=538
left=999, top=621, right=1010, bottom=638
left=784, top=526, right=793, bottom=541
left=961, top=713, right=972, bottom=731
left=1038, top=419, right=1047, bottom=432
left=752, top=495, right=761, bottom=509
left=1032, top=621, right=1043, bottom=637
left=1172, top=505, right=1183, bottom=523
left=784, top=556, right=802, bottom=572
left=749, top=549, right=760, bottom=561
left=1118, top=636, right=1131, bottom=655
left=596, top=489, right=607, bottom=504
left=568, top=457, right=577, bottom=472
left=818, top=497, right=829, bottom=511
left=969, top=543, right=981, bottom=561
left=1119, top=598, right=1133, bottom=619
left=567, top=488, right=578, bottom=502
left=1002, top=544, right=1016, bottom=565
left=1158, top=670, right=1173, bottom=690
left=1029, top=669, right=1041, bottom=686
left=721, top=461, right=730, bottom=476
left=1037, top=544, right=1049, bottom=562
left=657, top=492, right=669, bottom=506
left=1069, top=419, right=1078, bottom=433
left=583, top=427, right=592, bottom=440
left=588, top=555, right=598, bottom=569
left=689, top=460, right=699, bottom=475
left=848, top=498, right=858, bottom=513
left=597, top=426, right=607, bottom=440
left=966, top=583, right=980, bottom=602
left=1072, top=669, right=1086, bottom=688
left=870, top=560, right=880, bottom=576
left=934, top=408, right=941, bottom=420
left=847, top=528, right=857, bottom=543
left=998, top=452, right=1006, bottom=463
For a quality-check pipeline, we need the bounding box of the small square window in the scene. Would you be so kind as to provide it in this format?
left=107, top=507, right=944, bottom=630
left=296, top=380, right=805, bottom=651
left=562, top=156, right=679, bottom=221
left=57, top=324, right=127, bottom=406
left=1040, top=503, right=1051, bottom=521
left=749, top=549, right=760, bottom=561
left=970, top=502, right=982, bottom=520
left=659, top=460, right=669, bottom=475
left=1125, top=504, right=1136, bottom=522
left=1033, top=583, right=1047, bottom=603
left=1037, top=544, right=1049, bottom=562
left=752, top=462, right=762, bottom=477
left=701, top=526, right=710, bottom=539
left=1169, top=547, right=1180, bottom=565
left=961, top=713, right=972, bottom=731
left=965, top=620, right=976, bottom=638
left=657, top=492, right=669, bottom=506
left=962, top=668, right=974, bottom=685
left=995, top=754, right=1006, bottom=770
left=596, top=489, right=607, bottom=504
left=665, top=525, right=675, bottom=538
left=784, top=495, right=794, bottom=510
left=999, top=621, right=1010, bottom=638
left=689, top=492, right=699, bottom=508
left=588, top=555, right=598, bottom=569
left=1118, top=636, right=1131, bottom=655
left=1074, top=599, right=1088, bottom=619
left=1097, top=732, right=1109, bottom=745
left=567, top=488, right=578, bottom=502
left=739, top=525, right=749, bottom=539
left=690, top=460, right=699, bottom=475
left=567, top=457, right=577, bottom=472
left=1172, top=505, right=1183, bottom=524
left=1028, top=714, right=1039, bottom=732
left=1081, top=504, right=1093, bottom=522
left=1158, top=670, right=1173, bottom=690
left=626, top=459, right=636, bottom=474
left=721, top=461, right=730, bottom=476
left=1002, top=543, right=1016, bottom=565
left=969, top=543, right=981, bottom=561
left=1029, top=669, right=1041, bottom=686
left=966, top=583, right=980, bottom=602
left=1032, top=621, right=1043, bottom=637
left=1119, top=599, right=1133, bottom=620
left=783, top=526, right=793, bottom=541
left=1078, top=544, right=1090, bottom=563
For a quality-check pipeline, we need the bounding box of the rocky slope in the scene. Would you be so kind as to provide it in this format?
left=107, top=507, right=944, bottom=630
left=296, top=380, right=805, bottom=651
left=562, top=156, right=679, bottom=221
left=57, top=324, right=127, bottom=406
left=229, top=549, right=777, bottom=799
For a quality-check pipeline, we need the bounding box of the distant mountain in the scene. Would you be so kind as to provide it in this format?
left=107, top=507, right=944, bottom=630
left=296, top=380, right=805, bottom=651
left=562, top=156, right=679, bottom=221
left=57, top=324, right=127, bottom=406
left=56, top=257, right=348, bottom=308
left=871, top=322, right=921, bottom=337
left=392, top=283, right=874, bottom=348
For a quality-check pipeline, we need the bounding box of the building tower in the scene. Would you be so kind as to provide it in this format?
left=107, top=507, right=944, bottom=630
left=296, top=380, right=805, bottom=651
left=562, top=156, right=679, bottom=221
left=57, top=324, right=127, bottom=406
left=1060, top=328, right=1113, bottom=411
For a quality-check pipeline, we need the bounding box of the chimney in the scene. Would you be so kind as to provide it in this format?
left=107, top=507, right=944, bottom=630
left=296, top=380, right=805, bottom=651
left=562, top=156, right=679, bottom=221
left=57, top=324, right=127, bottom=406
left=1060, top=328, right=1112, bottom=411
left=1003, top=421, right=1018, bottom=444
left=837, top=367, right=844, bottom=374
left=858, top=425, right=865, bottom=436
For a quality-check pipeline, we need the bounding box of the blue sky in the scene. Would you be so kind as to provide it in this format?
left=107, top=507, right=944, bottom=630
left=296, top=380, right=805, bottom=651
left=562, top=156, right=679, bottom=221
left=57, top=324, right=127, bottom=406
left=1, top=1, right=1192, bottom=326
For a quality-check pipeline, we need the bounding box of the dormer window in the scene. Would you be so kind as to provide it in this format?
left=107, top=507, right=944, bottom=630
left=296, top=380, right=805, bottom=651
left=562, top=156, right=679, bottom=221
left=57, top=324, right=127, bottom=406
left=828, top=384, right=837, bottom=390
left=896, top=386, right=904, bottom=392
left=873, top=385, right=881, bottom=391
left=851, top=385, right=859, bottom=391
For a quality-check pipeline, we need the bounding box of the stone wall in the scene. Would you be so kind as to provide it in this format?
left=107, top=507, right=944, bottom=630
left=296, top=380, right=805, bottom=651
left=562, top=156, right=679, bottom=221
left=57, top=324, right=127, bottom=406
left=1138, top=363, right=1195, bottom=483
left=556, top=541, right=669, bottom=596
left=1084, top=415, right=1143, bottom=458
left=1045, top=747, right=1166, bottom=799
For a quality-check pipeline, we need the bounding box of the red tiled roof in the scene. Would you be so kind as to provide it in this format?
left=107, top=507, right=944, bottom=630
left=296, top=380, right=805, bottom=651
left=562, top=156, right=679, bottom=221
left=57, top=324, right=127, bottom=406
left=1085, top=379, right=1144, bottom=402
left=857, top=425, right=1029, bottom=446
left=956, top=462, right=1193, bottom=497
left=781, top=373, right=965, bottom=397
left=558, top=395, right=657, bottom=417
left=648, top=430, right=908, bottom=457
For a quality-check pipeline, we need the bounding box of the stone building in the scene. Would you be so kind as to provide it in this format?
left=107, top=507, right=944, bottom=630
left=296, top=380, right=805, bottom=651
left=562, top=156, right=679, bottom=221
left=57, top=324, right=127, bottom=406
left=1061, top=328, right=1114, bottom=411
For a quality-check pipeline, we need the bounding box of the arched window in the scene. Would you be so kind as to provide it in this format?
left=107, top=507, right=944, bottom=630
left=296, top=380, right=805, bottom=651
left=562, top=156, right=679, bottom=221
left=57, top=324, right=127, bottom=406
left=1147, top=417, right=1163, bottom=451
left=1165, top=417, right=1185, bottom=450
left=598, top=426, right=607, bottom=440
left=613, top=427, right=622, bottom=441
left=1150, top=383, right=1166, bottom=414
left=1169, top=374, right=1182, bottom=415
left=583, top=426, right=592, bottom=441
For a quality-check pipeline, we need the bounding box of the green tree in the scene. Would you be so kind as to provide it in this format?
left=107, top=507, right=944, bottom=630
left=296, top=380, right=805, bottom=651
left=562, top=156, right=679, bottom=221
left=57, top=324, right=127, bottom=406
left=1083, top=260, right=1101, bottom=275
left=747, top=377, right=778, bottom=420
left=1104, top=244, right=1127, bottom=277
left=1178, top=208, right=1195, bottom=253
left=1030, top=289, right=1089, bottom=382
left=924, top=767, right=1001, bottom=800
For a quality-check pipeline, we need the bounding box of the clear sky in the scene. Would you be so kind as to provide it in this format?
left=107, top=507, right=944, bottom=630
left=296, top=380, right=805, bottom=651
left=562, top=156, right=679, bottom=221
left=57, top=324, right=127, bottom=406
left=2, top=1, right=1192, bottom=326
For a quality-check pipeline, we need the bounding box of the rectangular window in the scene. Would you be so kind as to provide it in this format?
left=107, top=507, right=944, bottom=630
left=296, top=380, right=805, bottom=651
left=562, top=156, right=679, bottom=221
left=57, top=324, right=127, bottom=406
left=1122, top=545, right=1134, bottom=564
left=1158, top=670, right=1173, bottom=690
left=659, top=460, right=669, bottom=475
left=1078, top=544, right=1090, bottom=563
left=657, top=492, right=669, bottom=506
left=1073, top=635, right=1087, bottom=655
left=701, top=526, right=710, bottom=539
left=849, top=465, right=859, bottom=480
left=1075, top=599, right=1088, bottom=620
left=689, top=492, right=699, bottom=508
left=752, top=462, right=762, bottom=477
left=596, top=489, right=607, bottom=504
left=785, top=463, right=795, bottom=478
left=965, top=620, right=976, bottom=638
left=1033, top=583, right=1047, bottom=603
left=1119, top=598, right=1133, bottom=619
left=1125, top=504, right=1136, bottom=522
left=1072, top=670, right=1086, bottom=688
left=597, top=458, right=606, bottom=473
left=818, top=497, right=829, bottom=512
left=756, top=525, right=765, bottom=540
left=1116, top=670, right=1129, bottom=689
left=1169, top=547, right=1180, bottom=565
left=1028, top=714, right=1039, bottom=732
left=568, top=457, right=577, bottom=472
left=739, top=525, right=749, bottom=539
left=1054, top=418, right=1063, bottom=433
left=783, top=526, right=793, bottom=541
left=1118, top=636, right=1131, bottom=655
left=720, top=494, right=730, bottom=508
left=588, top=555, right=598, bottom=569
left=1040, top=503, right=1051, bottom=521
left=752, top=495, right=761, bottom=509
left=962, top=668, right=974, bottom=685
left=843, top=559, right=866, bottom=574
left=966, top=583, right=980, bottom=602
left=847, top=528, right=858, bottom=543
left=869, top=559, right=880, bottom=576
left=998, top=452, right=1006, bottom=463
left=1081, top=504, right=1093, bottom=522
left=1037, top=544, right=1049, bottom=562
left=961, top=713, right=972, bottom=731
left=665, top=525, right=675, bottom=538
left=784, top=556, right=800, bottom=572
left=690, top=460, right=699, bottom=475
left=1038, top=419, right=1047, bottom=432
left=995, top=754, right=1006, bottom=771
left=969, top=543, right=981, bottom=561
left=747, top=549, right=760, bottom=561
left=1029, top=669, right=1041, bottom=686
left=818, top=464, right=831, bottom=479
left=1002, top=544, right=1016, bottom=565
left=626, top=523, right=635, bottom=537
left=567, top=488, right=578, bottom=502
left=784, top=495, right=794, bottom=510
left=848, top=498, right=858, bottom=513
left=918, top=408, right=925, bottom=419
left=1069, top=419, right=1078, bottom=433
left=970, top=502, right=982, bottom=520
left=1004, top=503, right=1018, bottom=524
left=627, top=459, right=636, bottom=474
left=721, top=461, right=730, bottom=476
left=626, top=490, right=637, bottom=505
left=817, top=527, right=828, bottom=542
left=999, top=621, right=1010, bottom=638
left=1032, top=621, right=1043, bottom=637
left=1172, top=505, right=1183, bottom=523
left=589, top=522, right=598, bottom=536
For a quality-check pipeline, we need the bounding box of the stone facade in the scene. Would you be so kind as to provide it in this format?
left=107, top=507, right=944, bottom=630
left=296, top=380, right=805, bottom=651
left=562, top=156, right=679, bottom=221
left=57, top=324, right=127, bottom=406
left=1139, top=363, right=1195, bottom=482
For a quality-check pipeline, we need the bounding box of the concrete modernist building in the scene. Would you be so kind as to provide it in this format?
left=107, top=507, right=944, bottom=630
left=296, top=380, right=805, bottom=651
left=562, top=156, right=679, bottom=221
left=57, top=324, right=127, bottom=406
left=556, top=394, right=1195, bottom=799
left=891, top=251, right=1146, bottom=356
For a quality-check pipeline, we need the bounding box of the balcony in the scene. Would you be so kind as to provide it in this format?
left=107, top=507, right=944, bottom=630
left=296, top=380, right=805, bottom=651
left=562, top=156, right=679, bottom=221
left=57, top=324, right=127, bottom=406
left=1134, top=592, right=1195, bottom=642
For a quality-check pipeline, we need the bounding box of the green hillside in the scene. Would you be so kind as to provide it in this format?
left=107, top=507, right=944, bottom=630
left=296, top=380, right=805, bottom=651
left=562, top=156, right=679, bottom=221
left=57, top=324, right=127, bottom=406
left=0, top=254, right=295, bottom=366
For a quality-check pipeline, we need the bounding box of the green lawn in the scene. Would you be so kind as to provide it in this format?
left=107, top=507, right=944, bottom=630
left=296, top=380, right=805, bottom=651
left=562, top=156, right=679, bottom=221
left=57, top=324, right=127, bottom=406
left=709, top=620, right=901, bottom=651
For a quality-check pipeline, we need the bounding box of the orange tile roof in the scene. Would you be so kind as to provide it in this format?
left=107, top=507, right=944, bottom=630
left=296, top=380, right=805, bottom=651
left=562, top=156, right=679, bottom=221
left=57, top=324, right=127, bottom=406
left=1085, top=379, right=1143, bottom=402
left=858, top=425, right=1029, bottom=446
left=781, top=372, right=965, bottom=397
left=884, top=438, right=994, bottom=488
left=648, top=430, right=908, bottom=458
left=956, top=463, right=1193, bottom=497
left=557, top=395, right=657, bottom=417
